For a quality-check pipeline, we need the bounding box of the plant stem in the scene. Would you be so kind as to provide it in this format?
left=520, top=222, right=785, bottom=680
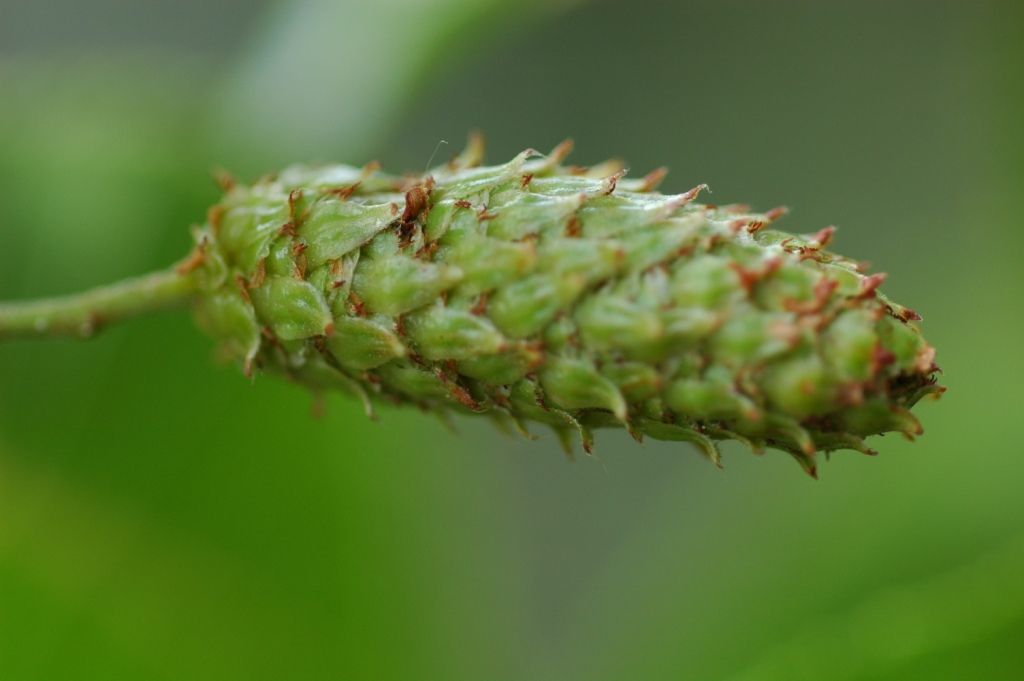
left=0, top=267, right=197, bottom=340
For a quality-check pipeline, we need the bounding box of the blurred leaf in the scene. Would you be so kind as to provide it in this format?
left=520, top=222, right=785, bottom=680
left=0, top=58, right=212, bottom=297
left=208, top=0, right=579, bottom=173
left=723, top=534, right=1024, bottom=681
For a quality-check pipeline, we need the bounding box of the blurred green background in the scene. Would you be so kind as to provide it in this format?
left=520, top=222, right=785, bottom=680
left=1, top=1, right=1022, bottom=679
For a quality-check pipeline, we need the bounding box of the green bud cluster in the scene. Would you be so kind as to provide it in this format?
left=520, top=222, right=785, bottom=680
left=187, top=138, right=941, bottom=475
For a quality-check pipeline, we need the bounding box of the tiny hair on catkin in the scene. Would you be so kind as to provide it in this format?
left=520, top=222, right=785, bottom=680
left=0, top=134, right=943, bottom=476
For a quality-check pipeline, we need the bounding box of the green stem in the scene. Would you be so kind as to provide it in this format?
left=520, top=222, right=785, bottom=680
left=0, top=267, right=197, bottom=340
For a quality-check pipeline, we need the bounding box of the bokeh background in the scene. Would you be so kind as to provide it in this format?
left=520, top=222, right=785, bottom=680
left=1, top=1, right=1022, bottom=679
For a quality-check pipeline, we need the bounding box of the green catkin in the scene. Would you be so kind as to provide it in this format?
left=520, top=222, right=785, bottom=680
left=0, top=137, right=943, bottom=475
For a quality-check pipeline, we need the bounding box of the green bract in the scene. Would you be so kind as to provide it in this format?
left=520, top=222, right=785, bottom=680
left=186, top=139, right=942, bottom=475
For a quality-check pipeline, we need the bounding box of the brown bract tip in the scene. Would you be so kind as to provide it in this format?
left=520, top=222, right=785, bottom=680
left=287, top=189, right=303, bottom=218
left=870, top=342, right=897, bottom=375
left=206, top=204, right=225, bottom=231
left=721, top=203, right=752, bottom=215
left=600, top=169, right=626, bottom=195
left=785, top=277, right=838, bottom=314
left=326, top=182, right=361, bottom=201
left=680, top=183, right=710, bottom=203
left=470, top=293, right=489, bottom=316
left=896, top=306, right=923, bottom=322
left=858, top=273, right=887, bottom=299
left=808, top=225, right=836, bottom=249
left=212, top=168, right=236, bottom=192
left=640, top=167, right=669, bottom=192
left=234, top=274, right=251, bottom=303
left=175, top=242, right=207, bottom=275
left=437, top=369, right=482, bottom=411
left=565, top=215, right=583, bottom=237
left=349, top=291, right=367, bottom=317
left=449, top=131, right=485, bottom=170
left=548, top=139, right=574, bottom=165
left=249, top=258, right=267, bottom=289
left=360, top=159, right=382, bottom=179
